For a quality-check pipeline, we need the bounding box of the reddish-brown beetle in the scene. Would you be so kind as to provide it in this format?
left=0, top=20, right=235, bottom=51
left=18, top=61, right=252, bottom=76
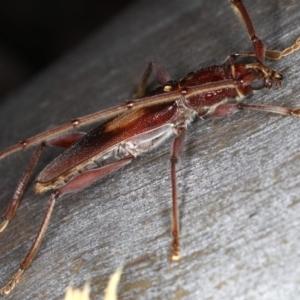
left=0, top=0, right=300, bottom=295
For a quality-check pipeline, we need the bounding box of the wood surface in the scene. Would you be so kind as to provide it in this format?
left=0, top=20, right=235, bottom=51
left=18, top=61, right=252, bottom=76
left=0, top=0, right=300, bottom=299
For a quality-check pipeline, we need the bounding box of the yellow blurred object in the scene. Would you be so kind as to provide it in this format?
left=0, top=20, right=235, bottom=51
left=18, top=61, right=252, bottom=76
left=64, top=283, right=90, bottom=300
left=104, top=267, right=122, bottom=300
left=64, top=267, right=122, bottom=300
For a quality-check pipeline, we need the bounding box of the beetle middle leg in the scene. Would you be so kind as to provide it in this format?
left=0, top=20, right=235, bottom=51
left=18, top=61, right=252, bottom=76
left=170, top=126, right=186, bottom=261
left=0, top=132, right=86, bottom=233
left=134, top=61, right=172, bottom=98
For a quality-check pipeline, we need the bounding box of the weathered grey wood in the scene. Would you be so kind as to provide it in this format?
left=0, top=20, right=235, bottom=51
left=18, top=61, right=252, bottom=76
left=0, top=0, right=300, bottom=299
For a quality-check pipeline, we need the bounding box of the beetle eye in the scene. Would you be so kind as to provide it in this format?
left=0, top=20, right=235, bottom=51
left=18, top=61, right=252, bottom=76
left=250, top=78, right=265, bottom=90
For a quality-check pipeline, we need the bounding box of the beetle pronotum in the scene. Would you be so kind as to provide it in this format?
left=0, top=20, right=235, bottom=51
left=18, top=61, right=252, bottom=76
left=0, top=0, right=300, bottom=295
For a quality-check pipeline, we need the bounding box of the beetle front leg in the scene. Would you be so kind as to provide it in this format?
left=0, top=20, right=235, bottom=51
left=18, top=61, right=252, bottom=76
left=134, top=61, right=171, bottom=98
left=0, top=132, right=86, bottom=233
left=237, top=103, right=300, bottom=117
left=169, top=126, right=186, bottom=261
left=207, top=102, right=300, bottom=119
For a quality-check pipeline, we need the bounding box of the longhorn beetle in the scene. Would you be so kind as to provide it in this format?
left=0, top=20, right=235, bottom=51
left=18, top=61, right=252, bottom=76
left=1, top=0, right=300, bottom=295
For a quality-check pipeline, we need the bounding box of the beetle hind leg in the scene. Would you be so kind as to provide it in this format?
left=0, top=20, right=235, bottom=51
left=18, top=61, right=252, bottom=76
left=0, top=191, right=57, bottom=295
left=56, top=157, right=133, bottom=195
left=0, top=132, right=86, bottom=233
left=0, top=143, right=45, bottom=233
left=1, top=157, right=133, bottom=295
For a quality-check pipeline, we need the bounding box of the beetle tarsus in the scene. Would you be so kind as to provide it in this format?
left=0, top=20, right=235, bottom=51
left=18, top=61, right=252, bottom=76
left=0, top=269, right=24, bottom=295
left=0, top=220, right=9, bottom=232
left=170, top=233, right=180, bottom=262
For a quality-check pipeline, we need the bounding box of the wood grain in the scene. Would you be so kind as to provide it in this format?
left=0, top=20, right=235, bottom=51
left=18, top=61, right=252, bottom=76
left=0, top=0, right=300, bottom=299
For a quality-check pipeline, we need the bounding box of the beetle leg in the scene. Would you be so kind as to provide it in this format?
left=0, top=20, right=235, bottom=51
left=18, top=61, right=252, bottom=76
left=134, top=61, right=172, bottom=98
left=206, top=103, right=242, bottom=119
left=57, top=157, right=133, bottom=195
left=0, top=132, right=86, bottom=233
left=237, top=103, right=300, bottom=117
left=207, top=102, right=300, bottom=119
left=170, top=126, right=186, bottom=261
left=0, top=157, right=133, bottom=295
left=0, top=191, right=57, bottom=296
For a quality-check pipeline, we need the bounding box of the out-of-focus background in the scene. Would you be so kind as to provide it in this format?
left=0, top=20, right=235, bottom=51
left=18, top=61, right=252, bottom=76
left=0, top=0, right=135, bottom=102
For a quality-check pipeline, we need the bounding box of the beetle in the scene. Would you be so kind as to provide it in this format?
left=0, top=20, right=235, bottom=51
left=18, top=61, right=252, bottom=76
left=0, top=0, right=300, bottom=295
